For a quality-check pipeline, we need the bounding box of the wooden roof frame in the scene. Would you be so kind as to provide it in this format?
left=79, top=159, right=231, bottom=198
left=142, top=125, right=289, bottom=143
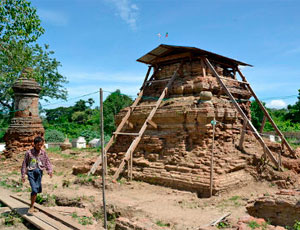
left=137, top=44, right=253, bottom=67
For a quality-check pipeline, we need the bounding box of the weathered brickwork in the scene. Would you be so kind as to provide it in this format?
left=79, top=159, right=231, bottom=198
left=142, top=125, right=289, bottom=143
left=4, top=69, right=44, bottom=158
left=107, top=59, right=254, bottom=197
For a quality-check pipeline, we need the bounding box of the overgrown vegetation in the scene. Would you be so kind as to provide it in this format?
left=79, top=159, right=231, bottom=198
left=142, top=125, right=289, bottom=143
left=71, top=212, right=93, bottom=226
left=42, top=90, right=132, bottom=142
left=156, top=220, right=170, bottom=227
left=251, top=89, right=300, bottom=133
left=1, top=211, right=23, bottom=227
left=294, top=220, right=300, bottom=230
left=217, top=221, right=231, bottom=229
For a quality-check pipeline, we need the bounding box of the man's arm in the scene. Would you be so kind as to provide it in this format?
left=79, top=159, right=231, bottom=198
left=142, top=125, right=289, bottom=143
left=44, top=151, right=53, bottom=178
left=21, top=151, right=29, bottom=182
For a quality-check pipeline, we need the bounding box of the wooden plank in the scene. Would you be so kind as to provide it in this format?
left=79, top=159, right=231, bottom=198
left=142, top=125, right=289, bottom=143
left=260, top=115, right=267, bottom=134
left=99, top=88, right=108, bottom=228
left=131, top=104, right=156, bottom=108
left=89, top=66, right=153, bottom=175
left=238, top=119, right=248, bottom=150
left=237, top=68, right=296, bottom=158
left=0, top=194, right=58, bottom=230
left=204, top=58, right=280, bottom=169
left=210, top=118, right=216, bottom=197
left=200, top=58, right=206, bottom=77
left=113, top=132, right=139, bottom=136
left=113, top=62, right=184, bottom=180
left=152, top=52, right=191, bottom=64
left=146, top=78, right=171, bottom=84
left=125, top=120, right=134, bottom=129
left=10, top=195, right=84, bottom=230
left=34, top=211, right=71, bottom=230
left=210, top=213, right=231, bottom=226
left=147, top=120, right=157, bottom=129
left=219, top=76, right=249, bottom=85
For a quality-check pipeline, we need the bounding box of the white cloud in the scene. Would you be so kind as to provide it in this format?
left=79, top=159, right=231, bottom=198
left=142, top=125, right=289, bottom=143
left=38, top=9, right=69, bottom=26
left=108, top=0, right=139, bottom=30
left=266, top=100, right=287, bottom=109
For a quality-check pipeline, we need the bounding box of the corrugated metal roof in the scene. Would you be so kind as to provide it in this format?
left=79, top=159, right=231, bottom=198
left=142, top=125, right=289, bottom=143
left=137, top=44, right=252, bottom=67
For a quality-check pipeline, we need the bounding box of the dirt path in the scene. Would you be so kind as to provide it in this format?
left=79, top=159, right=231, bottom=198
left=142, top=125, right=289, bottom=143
left=0, top=149, right=281, bottom=229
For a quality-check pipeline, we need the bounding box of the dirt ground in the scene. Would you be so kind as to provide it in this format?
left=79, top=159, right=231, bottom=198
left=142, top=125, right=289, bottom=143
left=0, top=148, right=288, bottom=229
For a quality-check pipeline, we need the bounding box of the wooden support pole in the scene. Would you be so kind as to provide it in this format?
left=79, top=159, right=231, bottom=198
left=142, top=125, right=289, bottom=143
left=89, top=66, right=153, bottom=175
left=113, top=62, right=183, bottom=180
left=239, top=119, right=248, bottom=150
left=200, top=58, right=206, bottom=77
left=125, top=120, right=134, bottom=129
left=260, top=115, right=267, bottom=134
left=148, top=120, right=158, bottom=129
left=236, top=68, right=295, bottom=158
left=204, top=58, right=280, bottom=169
left=279, top=142, right=284, bottom=168
left=100, top=89, right=107, bottom=229
left=130, top=150, right=133, bottom=180
left=210, top=118, right=216, bottom=197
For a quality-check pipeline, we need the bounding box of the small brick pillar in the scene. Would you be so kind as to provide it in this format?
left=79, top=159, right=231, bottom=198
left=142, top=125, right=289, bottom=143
left=4, top=68, right=44, bottom=158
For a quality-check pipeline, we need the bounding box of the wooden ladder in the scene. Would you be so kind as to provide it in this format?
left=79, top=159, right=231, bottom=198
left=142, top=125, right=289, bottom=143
left=203, top=58, right=283, bottom=169
left=88, top=66, right=153, bottom=175
left=89, top=62, right=183, bottom=177
left=112, top=62, right=183, bottom=180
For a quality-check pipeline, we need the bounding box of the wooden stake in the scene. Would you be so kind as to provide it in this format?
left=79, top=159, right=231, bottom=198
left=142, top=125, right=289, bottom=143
left=200, top=58, right=206, bottom=77
left=89, top=66, right=152, bottom=175
left=210, top=118, right=216, bottom=197
left=236, top=68, right=295, bottom=158
left=204, top=58, right=280, bottom=169
left=100, top=88, right=107, bottom=229
left=130, top=150, right=133, bottom=180
left=260, top=115, right=267, bottom=134
left=113, top=62, right=183, bottom=180
left=239, top=119, right=248, bottom=150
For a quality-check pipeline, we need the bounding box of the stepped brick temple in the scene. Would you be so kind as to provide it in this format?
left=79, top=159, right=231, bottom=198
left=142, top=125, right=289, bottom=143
left=89, top=45, right=294, bottom=197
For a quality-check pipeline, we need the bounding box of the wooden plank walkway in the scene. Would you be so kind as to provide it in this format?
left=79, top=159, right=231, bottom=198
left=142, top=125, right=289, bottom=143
left=0, top=188, right=87, bottom=230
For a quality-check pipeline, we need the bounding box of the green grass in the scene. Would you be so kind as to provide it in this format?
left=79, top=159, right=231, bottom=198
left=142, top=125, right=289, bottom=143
left=248, top=221, right=261, bottom=229
left=1, top=211, right=23, bottom=226
left=75, top=174, right=96, bottom=184
left=228, top=195, right=240, bottom=201
left=71, top=212, right=93, bottom=225
left=294, top=221, right=300, bottom=230
left=92, top=211, right=103, bottom=221
left=53, top=171, right=64, bottom=176
left=156, top=220, right=170, bottom=227
left=217, top=221, right=231, bottom=229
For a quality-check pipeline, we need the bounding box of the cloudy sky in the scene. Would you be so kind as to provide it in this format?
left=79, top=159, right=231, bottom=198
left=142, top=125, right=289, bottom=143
left=31, top=0, right=300, bottom=109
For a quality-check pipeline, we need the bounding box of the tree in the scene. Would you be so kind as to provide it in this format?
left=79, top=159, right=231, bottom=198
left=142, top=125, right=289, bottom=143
left=285, top=89, right=300, bottom=123
left=250, top=100, right=265, bottom=130
left=0, top=0, right=67, bottom=112
left=103, top=90, right=133, bottom=135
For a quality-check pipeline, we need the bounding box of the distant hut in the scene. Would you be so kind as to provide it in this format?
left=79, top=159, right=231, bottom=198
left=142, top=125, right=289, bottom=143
left=72, top=137, right=86, bottom=149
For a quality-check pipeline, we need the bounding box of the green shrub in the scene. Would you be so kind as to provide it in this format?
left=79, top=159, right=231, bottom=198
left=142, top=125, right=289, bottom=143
left=45, top=129, right=65, bottom=143
left=80, top=130, right=99, bottom=142
left=294, top=221, right=300, bottom=230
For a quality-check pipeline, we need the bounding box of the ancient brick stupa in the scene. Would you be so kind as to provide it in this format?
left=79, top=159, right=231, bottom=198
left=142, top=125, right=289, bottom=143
left=88, top=44, right=291, bottom=197
left=4, top=68, right=44, bottom=158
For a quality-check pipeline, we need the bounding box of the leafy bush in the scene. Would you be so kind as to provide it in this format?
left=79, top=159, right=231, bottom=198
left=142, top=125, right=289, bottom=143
left=294, top=221, right=300, bottom=230
left=45, top=129, right=65, bottom=143
left=80, top=130, right=99, bottom=142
